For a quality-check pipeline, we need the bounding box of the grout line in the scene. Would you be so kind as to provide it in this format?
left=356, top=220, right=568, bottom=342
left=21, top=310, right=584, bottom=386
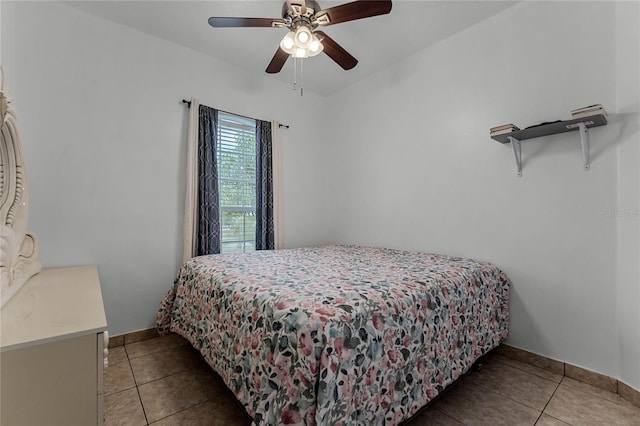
left=533, top=413, right=544, bottom=425
left=558, top=376, right=640, bottom=412
left=464, top=363, right=565, bottom=416
left=127, top=345, right=191, bottom=362
left=124, top=337, right=189, bottom=361
left=134, top=366, right=206, bottom=388
left=146, top=398, right=219, bottom=425
left=122, top=345, right=140, bottom=388
left=433, top=408, right=470, bottom=426
left=499, top=344, right=640, bottom=406
left=434, top=380, right=525, bottom=426
left=135, top=382, right=150, bottom=426
left=468, top=378, right=545, bottom=413
left=103, top=385, right=139, bottom=398
left=130, top=363, right=209, bottom=388
left=532, top=381, right=563, bottom=425
left=538, top=380, right=563, bottom=421
left=490, top=356, right=561, bottom=384
left=125, top=346, right=151, bottom=425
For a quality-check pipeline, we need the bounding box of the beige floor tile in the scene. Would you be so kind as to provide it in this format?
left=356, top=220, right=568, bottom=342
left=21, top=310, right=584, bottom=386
left=109, top=346, right=128, bottom=365
left=150, top=396, right=252, bottom=426
left=545, top=382, right=640, bottom=425
left=408, top=407, right=465, bottom=425
left=489, top=354, right=563, bottom=383
left=534, top=414, right=572, bottom=425
left=105, top=335, right=637, bottom=426
left=105, top=360, right=136, bottom=395
left=433, top=379, right=540, bottom=426
left=466, top=358, right=559, bottom=410
left=131, top=345, right=208, bottom=385
left=138, top=367, right=227, bottom=423
left=126, top=333, right=189, bottom=359
left=105, top=387, right=147, bottom=426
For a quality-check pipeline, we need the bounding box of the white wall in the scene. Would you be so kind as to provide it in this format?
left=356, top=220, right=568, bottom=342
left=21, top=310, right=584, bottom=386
left=0, top=1, right=3, bottom=65
left=614, top=0, right=640, bottom=391
left=1, top=1, right=15, bottom=90
left=324, top=1, right=639, bottom=389
left=4, top=0, right=639, bottom=391
left=3, top=1, right=329, bottom=335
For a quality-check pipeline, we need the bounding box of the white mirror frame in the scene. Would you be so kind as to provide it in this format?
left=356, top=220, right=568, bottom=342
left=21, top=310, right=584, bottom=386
left=0, top=66, right=41, bottom=308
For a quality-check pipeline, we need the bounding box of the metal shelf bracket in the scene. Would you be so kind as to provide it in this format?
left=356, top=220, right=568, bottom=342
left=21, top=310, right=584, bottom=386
left=566, top=122, right=590, bottom=171
left=508, top=136, right=522, bottom=177
left=508, top=122, right=591, bottom=177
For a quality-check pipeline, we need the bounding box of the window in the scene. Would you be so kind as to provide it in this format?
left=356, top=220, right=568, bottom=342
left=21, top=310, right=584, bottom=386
left=216, top=112, right=256, bottom=254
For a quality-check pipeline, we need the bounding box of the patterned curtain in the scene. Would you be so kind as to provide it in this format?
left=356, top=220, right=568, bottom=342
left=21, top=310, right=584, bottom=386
left=196, top=105, right=221, bottom=255
left=255, top=120, right=275, bottom=250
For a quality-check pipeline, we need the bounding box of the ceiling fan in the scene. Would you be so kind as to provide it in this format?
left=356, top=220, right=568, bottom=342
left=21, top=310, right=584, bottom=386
left=208, top=0, right=393, bottom=74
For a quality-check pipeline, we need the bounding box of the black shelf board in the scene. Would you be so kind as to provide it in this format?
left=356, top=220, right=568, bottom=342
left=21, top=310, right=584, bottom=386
left=491, top=114, right=607, bottom=144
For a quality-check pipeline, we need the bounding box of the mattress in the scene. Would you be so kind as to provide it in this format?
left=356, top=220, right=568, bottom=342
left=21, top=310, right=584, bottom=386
left=157, top=245, right=510, bottom=425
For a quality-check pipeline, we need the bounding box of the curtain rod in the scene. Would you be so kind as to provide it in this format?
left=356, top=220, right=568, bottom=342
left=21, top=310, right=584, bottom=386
left=181, top=99, right=289, bottom=129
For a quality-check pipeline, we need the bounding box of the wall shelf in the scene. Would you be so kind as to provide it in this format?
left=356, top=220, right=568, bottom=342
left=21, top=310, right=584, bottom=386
left=491, top=114, right=607, bottom=177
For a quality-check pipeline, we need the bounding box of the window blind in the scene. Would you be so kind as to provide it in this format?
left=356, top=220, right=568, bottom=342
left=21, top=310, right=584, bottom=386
left=216, top=111, right=257, bottom=254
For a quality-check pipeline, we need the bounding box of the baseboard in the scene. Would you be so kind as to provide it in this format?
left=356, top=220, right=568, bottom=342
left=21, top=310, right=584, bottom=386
left=619, top=380, right=640, bottom=408
left=107, top=327, right=158, bottom=348
left=498, top=344, right=640, bottom=409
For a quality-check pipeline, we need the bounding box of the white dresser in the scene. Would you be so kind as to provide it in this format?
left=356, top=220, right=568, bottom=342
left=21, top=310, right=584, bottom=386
left=0, top=266, right=108, bottom=426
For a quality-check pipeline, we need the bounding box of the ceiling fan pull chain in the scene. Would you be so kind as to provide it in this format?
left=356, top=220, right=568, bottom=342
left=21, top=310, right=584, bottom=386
left=300, top=59, right=304, bottom=96
left=293, top=57, right=297, bottom=91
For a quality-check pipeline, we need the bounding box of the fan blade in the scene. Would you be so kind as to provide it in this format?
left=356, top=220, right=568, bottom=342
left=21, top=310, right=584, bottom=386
left=316, top=31, right=358, bottom=70
left=208, top=17, right=285, bottom=28
left=315, top=0, right=392, bottom=26
left=287, top=0, right=307, bottom=15
left=266, top=48, right=290, bottom=74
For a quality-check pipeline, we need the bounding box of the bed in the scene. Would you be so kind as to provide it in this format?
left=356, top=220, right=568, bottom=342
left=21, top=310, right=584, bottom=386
left=157, top=245, right=510, bottom=425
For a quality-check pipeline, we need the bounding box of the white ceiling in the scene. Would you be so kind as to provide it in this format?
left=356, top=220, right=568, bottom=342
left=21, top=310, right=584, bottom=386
left=62, top=0, right=517, bottom=96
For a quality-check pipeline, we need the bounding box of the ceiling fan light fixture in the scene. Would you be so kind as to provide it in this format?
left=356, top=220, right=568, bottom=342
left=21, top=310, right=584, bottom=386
left=297, top=30, right=309, bottom=44
left=308, top=35, right=324, bottom=57
left=293, top=47, right=309, bottom=58
left=280, top=31, right=296, bottom=53
left=294, top=26, right=312, bottom=48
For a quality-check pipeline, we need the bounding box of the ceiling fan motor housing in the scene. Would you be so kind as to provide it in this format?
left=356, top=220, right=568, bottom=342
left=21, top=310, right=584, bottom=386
left=281, top=1, right=322, bottom=23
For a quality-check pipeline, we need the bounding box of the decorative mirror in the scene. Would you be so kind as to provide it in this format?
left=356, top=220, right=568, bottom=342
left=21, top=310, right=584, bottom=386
left=0, top=66, right=41, bottom=308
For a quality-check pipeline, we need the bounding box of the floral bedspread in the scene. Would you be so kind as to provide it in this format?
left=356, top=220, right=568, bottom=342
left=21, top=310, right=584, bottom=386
left=157, top=245, right=510, bottom=425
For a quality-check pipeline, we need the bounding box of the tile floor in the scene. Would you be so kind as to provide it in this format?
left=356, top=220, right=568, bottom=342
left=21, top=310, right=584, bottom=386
left=105, top=334, right=640, bottom=426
